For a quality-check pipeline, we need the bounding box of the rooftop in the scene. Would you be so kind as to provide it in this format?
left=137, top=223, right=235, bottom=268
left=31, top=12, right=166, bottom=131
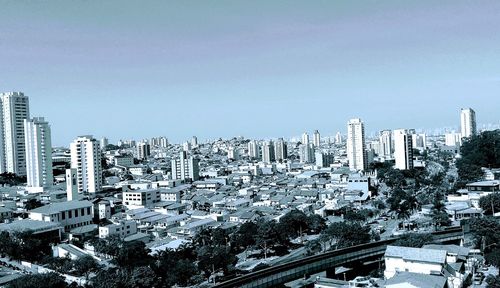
left=29, top=200, right=93, bottom=215
left=385, top=246, right=447, bottom=264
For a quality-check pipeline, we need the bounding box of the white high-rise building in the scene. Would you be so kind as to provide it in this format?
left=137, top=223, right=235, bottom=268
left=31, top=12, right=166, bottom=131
left=191, top=136, right=198, bottom=148
left=247, top=140, right=260, bottom=159
left=445, top=132, right=462, bottom=147
left=261, top=140, right=275, bottom=163
left=412, top=133, right=427, bottom=150
left=24, top=117, right=53, bottom=190
left=315, top=151, right=335, bottom=168
left=100, top=137, right=109, bottom=150
left=460, top=108, right=477, bottom=138
left=347, top=118, right=367, bottom=171
left=299, top=143, right=315, bottom=164
left=0, top=92, right=30, bottom=175
left=227, top=146, right=239, bottom=160
left=302, top=132, right=310, bottom=145
left=335, top=132, right=343, bottom=145
left=313, top=130, right=321, bottom=147
left=70, top=135, right=102, bottom=194
left=171, top=151, right=199, bottom=181
left=394, top=129, right=414, bottom=170
left=379, top=130, right=392, bottom=158
left=274, top=138, right=288, bottom=162
left=137, top=142, right=150, bottom=160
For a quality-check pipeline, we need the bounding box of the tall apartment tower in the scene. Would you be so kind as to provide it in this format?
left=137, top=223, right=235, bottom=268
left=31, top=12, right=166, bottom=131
left=137, top=142, right=151, bottom=160
left=191, top=136, right=198, bottom=148
left=0, top=92, right=30, bottom=175
left=299, top=143, right=315, bottom=164
left=261, top=140, right=275, bottom=163
left=70, top=135, right=102, bottom=193
left=335, top=132, right=343, bottom=145
left=347, top=118, right=367, bottom=171
left=24, top=117, right=53, bottom=189
left=460, top=108, right=477, bottom=138
left=247, top=140, right=260, bottom=159
left=394, top=129, right=414, bottom=170
left=302, top=132, right=310, bottom=145
left=171, top=151, right=199, bottom=182
left=379, top=130, right=393, bottom=158
left=274, top=138, right=288, bottom=162
left=313, top=130, right=321, bottom=147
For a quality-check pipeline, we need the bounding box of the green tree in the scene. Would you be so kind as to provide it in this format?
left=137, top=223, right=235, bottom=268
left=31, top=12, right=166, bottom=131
left=486, top=248, right=500, bottom=275
left=115, top=241, right=153, bottom=269
left=320, top=222, right=371, bottom=249
left=73, top=255, right=101, bottom=280
left=278, top=209, right=309, bottom=239
left=7, top=272, right=67, bottom=288
left=479, top=193, right=500, bottom=215
left=485, top=274, right=500, bottom=287
left=393, top=233, right=434, bottom=248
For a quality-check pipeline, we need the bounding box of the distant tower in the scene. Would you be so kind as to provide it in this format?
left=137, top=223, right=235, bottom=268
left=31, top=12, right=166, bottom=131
left=313, top=130, right=321, bottom=147
left=191, top=136, right=198, bottom=148
left=171, top=151, right=199, bottom=181
left=66, top=168, right=78, bottom=201
left=335, top=132, right=343, bottom=145
left=70, top=135, right=102, bottom=193
left=100, top=137, right=109, bottom=151
left=274, top=138, right=288, bottom=162
left=247, top=140, right=260, bottom=159
left=394, top=129, right=414, bottom=170
left=347, top=118, right=367, bottom=171
left=460, top=108, right=477, bottom=138
left=379, top=130, right=393, bottom=158
left=302, top=132, right=310, bottom=145
left=137, top=142, right=151, bottom=160
left=25, top=117, right=53, bottom=189
left=261, top=140, right=275, bottom=163
left=299, top=143, right=315, bottom=164
left=228, top=146, right=239, bottom=160
left=0, top=92, right=30, bottom=175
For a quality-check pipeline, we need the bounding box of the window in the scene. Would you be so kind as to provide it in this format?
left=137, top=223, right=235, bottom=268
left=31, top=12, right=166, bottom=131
left=81, top=208, right=85, bottom=215
left=61, top=212, right=66, bottom=220
left=87, top=207, right=91, bottom=215
left=68, top=210, right=72, bottom=218
left=75, top=209, right=78, bottom=217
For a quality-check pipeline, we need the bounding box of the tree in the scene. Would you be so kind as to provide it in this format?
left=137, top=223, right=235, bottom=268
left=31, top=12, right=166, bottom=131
left=320, top=222, right=371, bottom=249
left=393, top=233, right=434, bottom=248
left=25, top=198, right=43, bottom=210
left=387, top=188, right=418, bottom=219
left=7, top=272, right=67, bottom=288
left=479, top=193, right=500, bottom=215
left=431, top=192, right=451, bottom=228
left=486, top=248, right=500, bottom=274
left=73, top=255, right=101, bottom=280
left=278, top=209, right=309, bottom=239
left=255, top=220, right=282, bottom=258
left=470, top=218, right=500, bottom=251
left=485, top=275, right=500, bottom=287
left=115, top=241, right=153, bottom=269
left=306, top=214, right=326, bottom=233
left=231, top=221, right=258, bottom=251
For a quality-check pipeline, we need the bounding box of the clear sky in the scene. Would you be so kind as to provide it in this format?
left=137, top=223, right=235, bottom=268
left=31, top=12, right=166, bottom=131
left=1, top=1, right=499, bottom=146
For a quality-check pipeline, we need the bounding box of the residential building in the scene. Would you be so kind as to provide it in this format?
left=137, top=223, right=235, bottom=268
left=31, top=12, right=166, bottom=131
left=28, top=200, right=94, bottom=232
left=24, top=117, right=53, bottom=190
left=261, top=140, right=275, bottom=163
left=137, top=142, right=150, bottom=160
left=247, top=140, right=260, bottom=159
left=274, top=138, right=288, bottom=162
left=0, top=92, right=30, bottom=175
left=171, top=151, right=200, bottom=181
left=227, top=146, right=239, bottom=160
left=315, top=151, right=335, bottom=168
left=114, top=154, right=134, bottom=167
left=299, top=143, right=315, bottom=164
left=99, top=220, right=137, bottom=239
left=191, top=136, right=198, bottom=148
left=302, top=132, right=310, bottom=145
left=394, top=129, right=414, bottom=170
left=384, top=245, right=447, bottom=279
left=379, top=130, right=392, bottom=158
left=347, top=118, right=367, bottom=171
left=460, top=108, right=477, bottom=138
left=100, top=137, right=108, bottom=150
left=123, top=188, right=161, bottom=208
left=313, top=130, right=321, bottom=147
left=70, top=136, right=102, bottom=193
left=445, top=132, right=462, bottom=147
left=335, top=132, right=342, bottom=145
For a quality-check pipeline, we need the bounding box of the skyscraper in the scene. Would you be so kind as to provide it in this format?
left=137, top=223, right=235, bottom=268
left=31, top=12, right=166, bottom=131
left=191, top=136, right=198, bottom=148
left=460, top=108, right=477, bottom=138
left=299, top=143, right=315, bottom=164
left=394, top=129, right=414, bottom=170
left=24, top=117, right=53, bottom=190
left=70, top=135, right=102, bottom=193
left=335, top=132, right=343, bottom=145
left=171, top=151, right=199, bottom=181
left=302, top=132, right=310, bottom=145
left=261, top=140, right=275, bottom=163
left=313, top=130, right=321, bottom=147
left=247, top=140, right=260, bottom=159
left=274, top=138, right=288, bottom=162
left=137, top=142, right=151, bottom=160
left=0, top=92, right=30, bottom=175
left=347, top=118, right=367, bottom=171
left=379, top=130, right=393, bottom=158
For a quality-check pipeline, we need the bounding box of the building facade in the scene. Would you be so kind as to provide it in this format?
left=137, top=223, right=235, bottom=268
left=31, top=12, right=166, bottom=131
left=24, top=117, right=53, bottom=189
left=70, top=135, right=103, bottom=193
left=171, top=151, right=199, bottom=182
left=394, top=129, right=414, bottom=170
left=347, top=118, right=367, bottom=171
left=460, top=108, right=477, bottom=138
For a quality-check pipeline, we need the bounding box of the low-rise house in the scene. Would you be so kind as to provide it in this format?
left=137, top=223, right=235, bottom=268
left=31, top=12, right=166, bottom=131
left=99, top=220, right=137, bottom=239
left=28, top=200, right=94, bottom=232
left=122, top=188, right=161, bottom=208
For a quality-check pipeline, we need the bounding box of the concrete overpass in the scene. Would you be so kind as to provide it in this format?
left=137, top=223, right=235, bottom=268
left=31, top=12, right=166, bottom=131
left=214, top=227, right=464, bottom=288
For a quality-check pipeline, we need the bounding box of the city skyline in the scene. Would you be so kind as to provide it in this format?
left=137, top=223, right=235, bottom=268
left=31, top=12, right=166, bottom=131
left=2, top=1, right=500, bottom=145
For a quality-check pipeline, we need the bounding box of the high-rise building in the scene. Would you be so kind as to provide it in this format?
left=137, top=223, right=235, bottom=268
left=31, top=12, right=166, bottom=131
left=460, top=108, right=477, bottom=138
left=171, top=151, right=199, bottom=181
left=302, top=132, right=310, bottom=145
left=0, top=92, right=30, bottom=175
left=315, top=151, right=335, bottom=168
left=261, top=140, right=275, bottom=163
left=100, top=137, right=109, bottom=150
left=274, top=138, right=288, bottom=162
left=159, top=137, right=168, bottom=148
left=445, top=132, right=462, bottom=147
left=24, top=117, right=53, bottom=189
left=394, top=129, right=414, bottom=170
left=183, top=141, right=191, bottom=151
left=247, top=140, right=260, bottom=159
left=335, top=132, right=343, bottom=145
left=191, top=136, right=198, bottom=148
left=379, top=130, right=392, bottom=158
left=313, top=130, right=321, bottom=147
left=227, top=146, right=239, bottom=160
left=412, top=133, right=427, bottom=150
left=137, top=142, right=151, bottom=160
left=70, top=135, right=102, bottom=193
left=347, top=118, right=367, bottom=171
left=299, top=143, right=315, bottom=164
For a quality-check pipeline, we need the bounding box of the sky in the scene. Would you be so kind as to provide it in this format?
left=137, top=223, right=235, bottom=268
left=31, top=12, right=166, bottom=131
left=1, top=1, right=500, bottom=146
